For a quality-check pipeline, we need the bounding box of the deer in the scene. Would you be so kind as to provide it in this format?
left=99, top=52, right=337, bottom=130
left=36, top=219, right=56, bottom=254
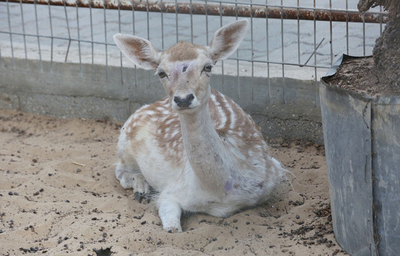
left=113, top=20, right=286, bottom=232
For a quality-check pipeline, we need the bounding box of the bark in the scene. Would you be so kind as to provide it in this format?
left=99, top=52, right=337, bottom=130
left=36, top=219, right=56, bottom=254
left=373, top=17, right=400, bottom=90
left=358, top=0, right=400, bottom=90
left=358, top=0, right=400, bottom=15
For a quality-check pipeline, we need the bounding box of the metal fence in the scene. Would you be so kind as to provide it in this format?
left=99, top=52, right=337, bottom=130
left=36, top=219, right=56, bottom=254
left=0, top=0, right=387, bottom=84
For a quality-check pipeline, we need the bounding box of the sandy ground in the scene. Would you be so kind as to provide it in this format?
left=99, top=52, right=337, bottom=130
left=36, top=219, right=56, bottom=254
left=0, top=109, right=347, bottom=256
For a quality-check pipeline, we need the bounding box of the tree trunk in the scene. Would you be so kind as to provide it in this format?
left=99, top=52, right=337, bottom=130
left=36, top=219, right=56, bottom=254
left=358, top=0, right=400, bottom=91
left=373, top=15, right=400, bottom=90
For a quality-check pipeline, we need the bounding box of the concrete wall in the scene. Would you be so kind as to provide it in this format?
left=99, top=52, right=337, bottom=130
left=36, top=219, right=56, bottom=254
left=0, top=57, right=323, bottom=144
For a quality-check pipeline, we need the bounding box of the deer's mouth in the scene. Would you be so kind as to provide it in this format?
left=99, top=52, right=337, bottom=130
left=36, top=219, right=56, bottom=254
left=172, top=104, right=198, bottom=112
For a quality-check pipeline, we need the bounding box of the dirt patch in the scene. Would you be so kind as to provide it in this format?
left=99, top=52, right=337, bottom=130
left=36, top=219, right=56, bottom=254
left=325, top=56, right=399, bottom=96
left=0, top=109, right=347, bottom=256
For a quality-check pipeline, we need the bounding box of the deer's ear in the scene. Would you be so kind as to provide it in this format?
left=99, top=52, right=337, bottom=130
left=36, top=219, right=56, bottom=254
left=208, top=20, right=248, bottom=62
left=113, top=34, right=160, bottom=70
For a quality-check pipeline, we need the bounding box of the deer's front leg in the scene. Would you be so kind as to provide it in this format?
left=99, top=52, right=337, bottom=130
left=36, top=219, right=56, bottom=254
left=115, top=161, right=150, bottom=203
left=158, top=198, right=182, bottom=233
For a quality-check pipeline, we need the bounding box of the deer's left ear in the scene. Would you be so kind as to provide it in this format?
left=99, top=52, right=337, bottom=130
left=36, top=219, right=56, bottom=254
left=208, top=20, right=249, bottom=62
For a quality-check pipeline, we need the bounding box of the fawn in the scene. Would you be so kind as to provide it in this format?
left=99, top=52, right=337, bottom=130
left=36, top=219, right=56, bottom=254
left=113, top=20, right=286, bottom=232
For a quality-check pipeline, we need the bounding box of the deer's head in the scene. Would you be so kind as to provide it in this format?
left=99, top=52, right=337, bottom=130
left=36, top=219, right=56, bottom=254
left=114, top=20, right=248, bottom=113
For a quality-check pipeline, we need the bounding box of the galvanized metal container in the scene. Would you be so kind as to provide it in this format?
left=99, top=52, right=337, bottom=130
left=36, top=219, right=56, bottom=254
left=320, top=55, right=400, bottom=256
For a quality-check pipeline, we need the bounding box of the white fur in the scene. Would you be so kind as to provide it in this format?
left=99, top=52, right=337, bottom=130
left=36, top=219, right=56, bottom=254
left=114, top=20, right=286, bottom=232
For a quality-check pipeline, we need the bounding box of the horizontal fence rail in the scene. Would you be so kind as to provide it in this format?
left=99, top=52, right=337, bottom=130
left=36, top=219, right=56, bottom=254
left=0, top=0, right=388, bottom=23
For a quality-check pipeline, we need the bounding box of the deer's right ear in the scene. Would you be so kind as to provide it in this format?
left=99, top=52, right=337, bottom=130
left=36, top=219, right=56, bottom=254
left=113, top=34, right=160, bottom=70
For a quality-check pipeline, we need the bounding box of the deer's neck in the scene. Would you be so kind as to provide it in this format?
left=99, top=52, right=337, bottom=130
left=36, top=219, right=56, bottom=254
left=179, top=103, right=235, bottom=197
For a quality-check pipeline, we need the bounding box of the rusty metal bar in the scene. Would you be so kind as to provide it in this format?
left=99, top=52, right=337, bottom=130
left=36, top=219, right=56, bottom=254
left=1, top=0, right=388, bottom=24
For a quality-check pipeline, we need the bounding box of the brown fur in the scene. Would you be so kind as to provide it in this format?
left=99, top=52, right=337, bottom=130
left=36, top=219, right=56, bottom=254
left=163, top=42, right=207, bottom=62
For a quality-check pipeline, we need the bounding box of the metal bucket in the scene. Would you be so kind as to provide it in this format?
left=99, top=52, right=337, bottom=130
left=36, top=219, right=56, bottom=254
left=320, top=55, right=400, bottom=256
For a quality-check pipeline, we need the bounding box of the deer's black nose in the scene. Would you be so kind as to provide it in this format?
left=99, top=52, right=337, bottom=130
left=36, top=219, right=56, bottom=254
left=174, top=94, right=194, bottom=108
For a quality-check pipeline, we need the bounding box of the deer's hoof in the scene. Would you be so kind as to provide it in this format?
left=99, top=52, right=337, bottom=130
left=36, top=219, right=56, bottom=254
left=134, top=192, right=143, bottom=202
left=134, top=192, right=151, bottom=204
left=165, top=226, right=182, bottom=233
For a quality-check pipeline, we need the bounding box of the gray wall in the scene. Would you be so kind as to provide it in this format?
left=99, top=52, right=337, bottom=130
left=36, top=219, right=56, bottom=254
left=0, top=57, right=323, bottom=143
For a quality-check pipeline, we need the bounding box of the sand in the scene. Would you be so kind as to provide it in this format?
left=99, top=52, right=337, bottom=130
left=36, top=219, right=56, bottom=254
left=0, top=109, right=347, bottom=256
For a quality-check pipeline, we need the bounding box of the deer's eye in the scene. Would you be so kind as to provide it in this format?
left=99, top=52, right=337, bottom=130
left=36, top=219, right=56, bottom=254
left=203, top=64, right=213, bottom=72
left=158, top=71, right=167, bottom=78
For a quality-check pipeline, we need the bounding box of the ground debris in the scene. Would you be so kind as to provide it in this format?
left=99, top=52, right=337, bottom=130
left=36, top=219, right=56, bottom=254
left=93, top=247, right=113, bottom=256
left=278, top=202, right=335, bottom=248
